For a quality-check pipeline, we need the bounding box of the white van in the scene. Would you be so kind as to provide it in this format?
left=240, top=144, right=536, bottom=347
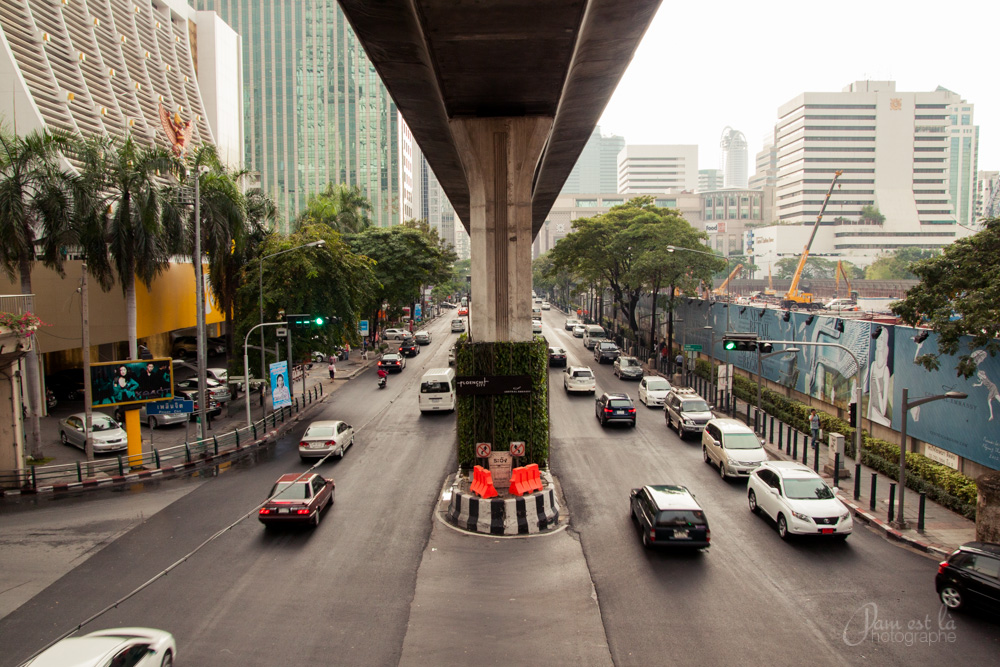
left=582, top=325, right=607, bottom=349
left=419, top=368, right=457, bottom=412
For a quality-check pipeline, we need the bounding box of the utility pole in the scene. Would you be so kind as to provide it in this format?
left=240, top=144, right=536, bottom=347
left=81, top=264, right=94, bottom=462
left=194, top=168, right=208, bottom=438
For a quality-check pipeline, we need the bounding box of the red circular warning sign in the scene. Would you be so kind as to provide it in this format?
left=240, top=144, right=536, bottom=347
left=475, top=442, right=492, bottom=458
left=510, top=441, right=525, bottom=457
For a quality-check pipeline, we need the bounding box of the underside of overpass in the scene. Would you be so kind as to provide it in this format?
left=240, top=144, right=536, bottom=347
left=339, top=0, right=661, bottom=341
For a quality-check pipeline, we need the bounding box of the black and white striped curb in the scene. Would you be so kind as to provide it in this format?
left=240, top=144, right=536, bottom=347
left=447, top=485, right=559, bottom=535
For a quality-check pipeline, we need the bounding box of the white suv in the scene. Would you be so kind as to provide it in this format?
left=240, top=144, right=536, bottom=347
left=702, top=418, right=768, bottom=480
left=563, top=366, right=596, bottom=394
left=747, top=461, right=853, bottom=540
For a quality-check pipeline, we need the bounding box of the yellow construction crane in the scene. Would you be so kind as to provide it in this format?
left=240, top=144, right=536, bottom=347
left=713, top=263, right=744, bottom=296
left=764, top=264, right=777, bottom=296
left=781, top=170, right=843, bottom=309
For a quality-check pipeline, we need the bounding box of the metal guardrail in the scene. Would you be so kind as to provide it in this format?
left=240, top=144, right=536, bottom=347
left=0, top=397, right=309, bottom=491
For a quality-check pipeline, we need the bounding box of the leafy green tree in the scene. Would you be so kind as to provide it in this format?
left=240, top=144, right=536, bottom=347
left=295, top=183, right=372, bottom=233
left=864, top=248, right=938, bottom=280
left=859, top=205, right=886, bottom=225
left=235, top=224, right=377, bottom=375
left=775, top=256, right=841, bottom=280
left=77, top=134, right=176, bottom=359
left=891, top=219, right=1000, bottom=377
left=401, top=217, right=458, bottom=287
left=0, top=126, right=77, bottom=459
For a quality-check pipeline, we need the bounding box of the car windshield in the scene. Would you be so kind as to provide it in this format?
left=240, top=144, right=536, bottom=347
left=656, top=510, right=706, bottom=526
left=573, top=371, right=593, bottom=379
left=270, top=481, right=313, bottom=500
left=383, top=355, right=400, bottom=361
left=722, top=433, right=762, bottom=449
left=599, top=343, right=617, bottom=350
left=90, top=415, right=118, bottom=431
left=783, top=479, right=835, bottom=500
left=646, top=379, right=670, bottom=391
left=608, top=399, right=632, bottom=408
left=550, top=349, right=565, bottom=355
left=681, top=399, right=710, bottom=412
left=621, top=358, right=639, bottom=367
left=304, top=426, right=336, bottom=438
left=421, top=381, right=450, bottom=393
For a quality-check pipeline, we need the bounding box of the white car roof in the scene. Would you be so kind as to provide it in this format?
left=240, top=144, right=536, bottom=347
left=762, top=461, right=821, bottom=479
left=567, top=365, right=593, bottom=373
left=709, top=417, right=756, bottom=433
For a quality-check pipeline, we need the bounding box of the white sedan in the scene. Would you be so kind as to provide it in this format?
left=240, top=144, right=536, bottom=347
left=747, top=461, right=853, bottom=540
left=572, top=324, right=586, bottom=338
left=24, top=627, right=176, bottom=667
left=298, top=419, right=355, bottom=461
left=637, top=376, right=672, bottom=407
left=563, top=366, right=596, bottom=393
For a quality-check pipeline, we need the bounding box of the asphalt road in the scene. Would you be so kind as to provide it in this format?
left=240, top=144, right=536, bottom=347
left=2, top=308, right=997, bottom=666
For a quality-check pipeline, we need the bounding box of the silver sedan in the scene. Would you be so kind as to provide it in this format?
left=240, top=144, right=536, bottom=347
left=58, top=413, right=128, bottom=454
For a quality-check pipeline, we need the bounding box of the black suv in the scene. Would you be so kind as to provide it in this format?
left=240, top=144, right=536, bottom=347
left=594, top=340, right=621, bottom=364
left=398, top=338, right=420, bottom=357
left=630, top=484, right=710, bottom=549
left=936, top=541, right=1000, bottom=613
left=595, top=392, right=636, bottom=427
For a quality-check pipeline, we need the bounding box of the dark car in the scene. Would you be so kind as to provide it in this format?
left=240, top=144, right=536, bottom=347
left=936, top=541, right=1000, bottom=613
left=379, top=353, right=406, bottom=373
left=614, top=356, right=643, bottom=380
left=595, top=392, right=636, bottom=427
left=258, top=473, right=335, bottom=527
left=398, top=338, right=420, bottom=357
left=548, top=346, right=567, bottom=367
left=46, top=368, right=86, bottom=401
left=630, top=484, right=711, bottom=549
left=594, top=340, right=621, bottom=364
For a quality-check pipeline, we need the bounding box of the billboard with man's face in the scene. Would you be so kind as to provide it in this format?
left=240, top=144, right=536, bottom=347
left=90, top=358, right=174, bottom=408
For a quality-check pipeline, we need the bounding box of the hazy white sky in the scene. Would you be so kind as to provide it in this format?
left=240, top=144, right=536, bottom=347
left=599, top=0, right=1000, bottom=172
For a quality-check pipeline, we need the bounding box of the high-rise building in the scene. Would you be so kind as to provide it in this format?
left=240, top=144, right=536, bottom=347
left=617, top=145, right=698, bottom=195
left=698, top=169, right=725, bottom=192
left=195, top=1, right=403, bottom=230
left=977, top=170, right=1000, bottom=221
left=416, top=152, right=460, bottom=257
left=749, top=132, right=778, bottom=191
left=560, top=125, right=625, bottom=195
left=720, top=127, right=748, bottom=188
left=0, top=0, right=240, bottom=163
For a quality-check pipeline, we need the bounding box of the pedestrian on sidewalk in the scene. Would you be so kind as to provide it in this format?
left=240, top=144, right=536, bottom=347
left=328, top=359, right=336, bottom=381
left=809, top=409, right=821, bottom=448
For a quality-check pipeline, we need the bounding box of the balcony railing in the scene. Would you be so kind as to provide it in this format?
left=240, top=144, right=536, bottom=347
left=0, top=294, right=33, bottom=316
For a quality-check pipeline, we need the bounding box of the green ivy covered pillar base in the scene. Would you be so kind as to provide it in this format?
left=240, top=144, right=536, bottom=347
left=456, top=339, right=549, bottom=469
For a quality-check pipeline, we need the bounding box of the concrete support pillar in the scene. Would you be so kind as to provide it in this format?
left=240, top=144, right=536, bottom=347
left=451, top=117, right=552, bottom=342
left=976, top=471, right=1000, bottom=543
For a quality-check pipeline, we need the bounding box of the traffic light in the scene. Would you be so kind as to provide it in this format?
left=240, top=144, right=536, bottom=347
left=758, top=342, right=773, bottom=354
left=286, top=313, right=322, bottom=329
left=722, top=333, right=759, bottom=352
left=849, top=401, right=858, bottom=425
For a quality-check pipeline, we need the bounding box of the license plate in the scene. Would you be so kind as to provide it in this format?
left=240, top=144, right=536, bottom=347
left=431, top=397, right=440, bottom=401
left=674, top=530, right=689, bottom=539
left=820, top=528, right=834, bottom=535
left=278, top=508, right=290, bottom=514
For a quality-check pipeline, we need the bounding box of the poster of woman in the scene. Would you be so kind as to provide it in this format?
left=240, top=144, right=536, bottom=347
left=270, top=361, right=292, bottom=408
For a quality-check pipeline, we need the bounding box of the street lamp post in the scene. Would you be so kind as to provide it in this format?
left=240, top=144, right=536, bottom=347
left=258, top=240, right=325, bottom=405
left=895, top=389, right=967, bottom=528
left=669, top=245, right=731, bottom=409
left=703, top=326, right=717, bottom=406
left=756, top=346, right=800, bottom=434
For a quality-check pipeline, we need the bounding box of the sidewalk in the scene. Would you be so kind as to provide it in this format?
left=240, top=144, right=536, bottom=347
left=701, top=386, right=975, bottom=558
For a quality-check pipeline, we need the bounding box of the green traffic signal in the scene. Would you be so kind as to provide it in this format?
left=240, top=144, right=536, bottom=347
left=314, top=316, right=325, bottom=326
left=724, top=340, right=737, bottom=351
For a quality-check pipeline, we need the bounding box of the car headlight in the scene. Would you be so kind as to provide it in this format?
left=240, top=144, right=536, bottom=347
left=684, top=419, right=695, bottom=425
left=791, top=511, right=811, bottom=522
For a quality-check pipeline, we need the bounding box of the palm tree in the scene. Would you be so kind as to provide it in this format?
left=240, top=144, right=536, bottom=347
left=0, top=126, right=76, bottom=459
left=295, top=183, right=372, bottom=233
left=77, top=134, right=175, bottom=359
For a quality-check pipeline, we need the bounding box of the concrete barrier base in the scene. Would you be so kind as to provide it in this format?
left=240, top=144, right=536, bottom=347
left=446, top=485, right=559, bottom=535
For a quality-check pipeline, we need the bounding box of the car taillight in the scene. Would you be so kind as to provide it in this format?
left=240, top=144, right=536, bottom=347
left=705, top=528, right=711, bottom=543
left=299, top=441, right=308, bottom=448
left=604, top=408, right=613, bottom=413
left=649, top=528, right=655, bottom=542
left=259, top=507, right=271, bottom=515
left=399, top=347, right=404, bottom=352
left=628, top=408, right=636, bottom=414
left=326, top=440, right=336, bottom=447
left=295, top=508, right=310, bottom=515
left=938, top=561, right=949, bottom=574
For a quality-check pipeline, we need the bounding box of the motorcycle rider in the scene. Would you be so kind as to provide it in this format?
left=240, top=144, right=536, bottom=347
left=377, top=366, right=388, bottom=387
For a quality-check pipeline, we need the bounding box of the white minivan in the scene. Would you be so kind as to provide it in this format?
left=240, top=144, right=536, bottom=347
left=419, top=368, right=457, bottom=412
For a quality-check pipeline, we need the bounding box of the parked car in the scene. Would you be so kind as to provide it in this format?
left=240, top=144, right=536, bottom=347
left=565, top=318, right=581, bottom=331
left=298, top=419, right=354, bottom=461
left=448, top=346, right=456, bottom=366
left=630, top=484, right=711, bottom=550
left=572, top=324, right=586, bottom=338
left=563, top=366, right=596, bottom=394
left=258, top=473, right=335, bottom=527
left=747, top=461, right=852, bottom=540
left=451, top=318, right=466, bottom=333
left=175, top=387, right=221, bottom=418
left=542, top=301, right=551, bottom=310
left=548, top=347, right=567, bottom=367
left=137, top=401, right=189, bottom=429
left=171, top=335, right=225, bottom=358
left=414, top=330, right=432, bottom=345
left=663, top=388, right=713, bottom=438
left=46, top=368, right=85, bottom=401
left=312, top=351, right=327, bottom=363
left=595, top=392, right=637, bottom=427
left=59, top=413, right=128, bottom=454
left=702, top=418, right=768, bottom=479
left=176, top=377, right=231, bottom=404
left=638, top=375, right=672, bottom=408
left=614, top=356, right=643, bottom=380
left=398, top=338, right=421, bottom=357
left=379, top=353, right=406, bottom=372
left=936, top=541, right=1000, bottom=612
left=594, top=340, right=621, bottom=364
left=205, top=367, right=229, bottom=385
left=22, top=627, right=176, bottom=667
